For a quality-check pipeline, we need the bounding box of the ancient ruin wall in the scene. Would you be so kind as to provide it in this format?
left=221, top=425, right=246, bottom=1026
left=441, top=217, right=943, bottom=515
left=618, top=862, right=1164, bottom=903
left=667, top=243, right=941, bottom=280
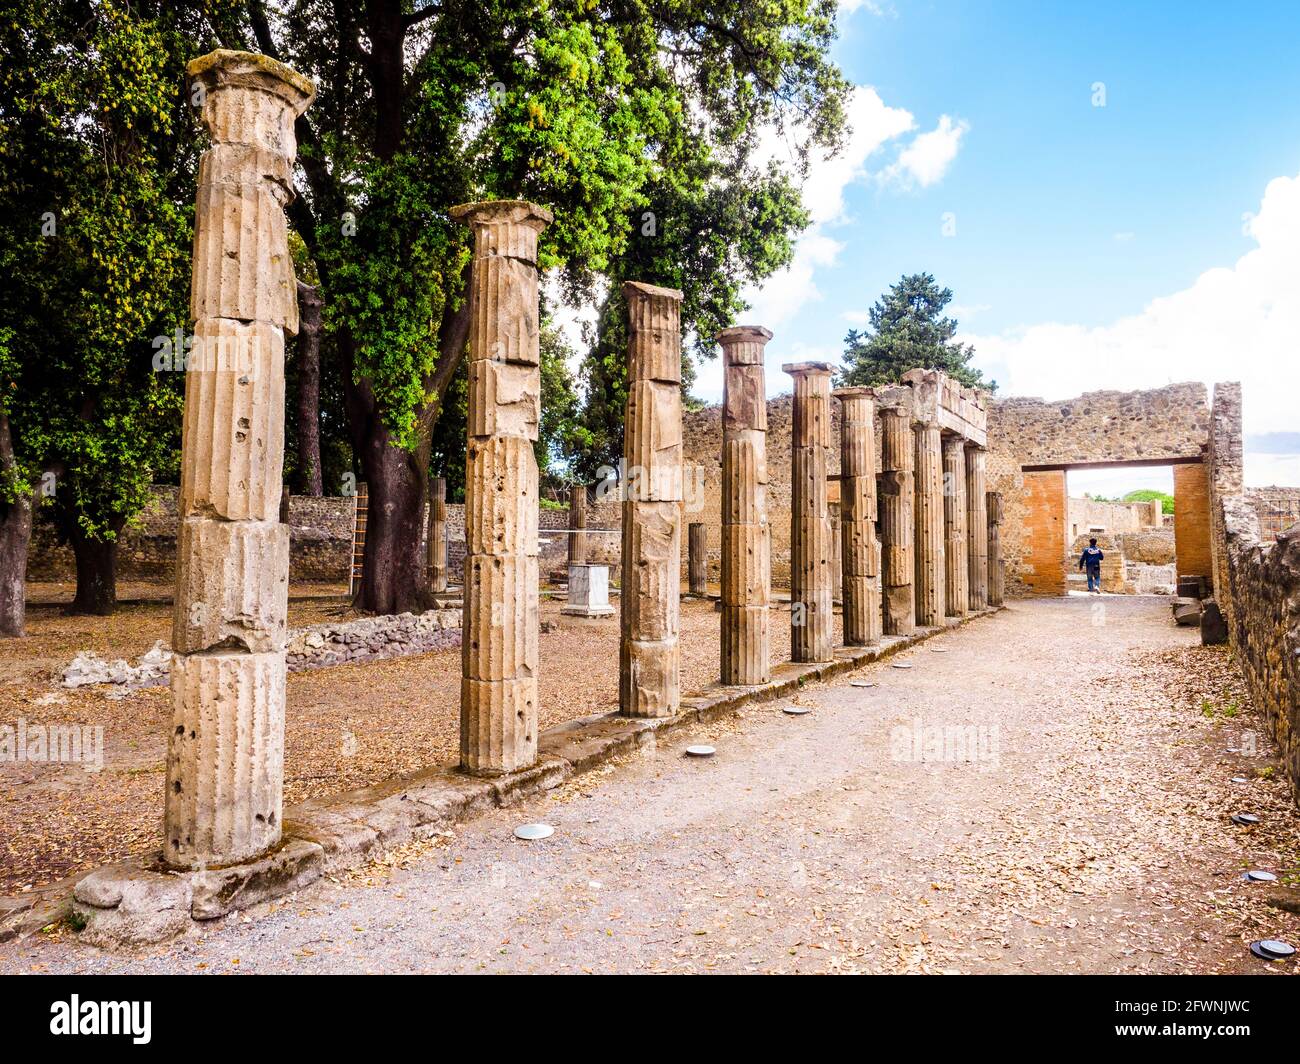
left=1209, top=382, right=1300, bottom=801
left=985, top=383, right=1211, bottom=595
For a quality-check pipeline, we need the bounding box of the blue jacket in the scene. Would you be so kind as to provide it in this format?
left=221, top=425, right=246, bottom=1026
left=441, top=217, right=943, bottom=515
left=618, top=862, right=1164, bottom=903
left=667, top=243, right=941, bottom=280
left=1079, top=546, right=1104, bottom=572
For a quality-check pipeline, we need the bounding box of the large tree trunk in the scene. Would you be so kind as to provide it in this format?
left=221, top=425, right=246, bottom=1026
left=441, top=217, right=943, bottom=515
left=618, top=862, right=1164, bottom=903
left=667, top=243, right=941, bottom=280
left=354, top=423, right=430, bottom=616
left=0, top=493, right=33, bottom=637
left=0, top=410, right=33, bottom=637
left=295, top=281, right=324, bottom=496
left=65, top=522, right=120, bottom=616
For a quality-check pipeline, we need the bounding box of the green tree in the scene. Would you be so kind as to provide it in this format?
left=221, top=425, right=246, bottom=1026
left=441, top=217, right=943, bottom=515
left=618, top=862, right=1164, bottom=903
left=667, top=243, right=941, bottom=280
left=837, top=272, right=994, bottom=391
left=209, top=0, right=849, bottom=614
left=0, top=1, right=207, bottom=626
left=1123, top=489, right=1174, bottom=515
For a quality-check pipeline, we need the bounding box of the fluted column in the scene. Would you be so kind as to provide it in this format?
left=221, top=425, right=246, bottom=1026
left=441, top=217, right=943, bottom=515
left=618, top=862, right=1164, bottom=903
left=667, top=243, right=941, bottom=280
left=879, top=404, right=915, bottom=635
left=165, top=51, right=314, bottom=870
left=567, top=484, right=587, bottom=565
left=987, top=490, right=1005, bottom=607
left=784, top=362, right=834, bottom=662
left=965, top=447, right=988, bottom=610
left=913, top=423, right=945, bottom=627
left=688, top=522, right=708, bottom=596
left=451, top=199, right=552, bottom=774
left=620, top=282, right=684, bottom=717
left=719, top=326, right=771, bottom=685
left=942, top=435, right=968, bottom=617
left=835, top=387, right=881, bottom=646
left=427, top=476, right=448, bottom=594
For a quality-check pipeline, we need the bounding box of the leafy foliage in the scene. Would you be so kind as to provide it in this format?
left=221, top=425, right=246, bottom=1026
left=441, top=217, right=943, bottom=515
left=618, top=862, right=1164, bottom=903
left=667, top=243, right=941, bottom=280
left=837, top=272, right=995, bottom=392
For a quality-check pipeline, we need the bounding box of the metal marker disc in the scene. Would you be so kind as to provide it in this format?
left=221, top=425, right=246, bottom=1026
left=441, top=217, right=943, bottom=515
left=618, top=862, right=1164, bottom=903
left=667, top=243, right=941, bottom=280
left=513, top=823, right=554, bottom=841
left=1244, top=870, right=1278, bottom=882
left=1231, top=813, right=1261, bottom=825
left=1250, top=939, right=1296, bottom=960
left=783, top=706, right=811, bottom=716
left=891, top=662, right=913, bottom=670
left=930, top=647, right=948, bottom=653
left=1231, top=776, right=1250, bottom=784
left=685, top=744, right=715, bottom=758
left=850, top=680, right=878, bottom=689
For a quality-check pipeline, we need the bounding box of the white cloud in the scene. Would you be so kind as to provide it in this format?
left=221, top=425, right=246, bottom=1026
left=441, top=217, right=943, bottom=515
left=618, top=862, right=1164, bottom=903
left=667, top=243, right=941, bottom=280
left=737, top=87, right=916, bottom=338
left=962, top=171, right=1300, bottom=486
left=879, top=115, right=969, bottom=190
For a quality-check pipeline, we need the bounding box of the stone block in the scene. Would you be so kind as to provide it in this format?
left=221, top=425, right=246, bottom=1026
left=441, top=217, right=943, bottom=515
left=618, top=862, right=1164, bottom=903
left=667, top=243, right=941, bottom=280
left=462, top=552, right=539, bottom=681
left=720, top=522, right=771, bottom=605
left=467, top=358, right=540, bottom=440
left=619, top=635, right=680, bottom=718
left=624, top=380, right=684, bottom=501
left=460, top=676, right=538, bottom=774
left=179, top=318, right=285, bottom=522
left=172, top=517, right=288, bottom=655
left=463, top=436, right=539, bottom=556
left=165, top=650, right=286, bottom=869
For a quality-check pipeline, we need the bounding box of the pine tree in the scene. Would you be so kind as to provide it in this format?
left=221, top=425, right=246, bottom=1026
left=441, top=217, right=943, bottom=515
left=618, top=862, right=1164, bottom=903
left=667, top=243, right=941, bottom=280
left=837, top=273, right=995, bottom=391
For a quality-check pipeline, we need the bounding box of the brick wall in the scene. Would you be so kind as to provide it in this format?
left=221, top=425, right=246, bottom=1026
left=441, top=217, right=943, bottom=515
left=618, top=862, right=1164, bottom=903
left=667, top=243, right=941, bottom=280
left=1173, top=462, right=1213, bottom=582
left=1022, top=470, right=1066, bottom=595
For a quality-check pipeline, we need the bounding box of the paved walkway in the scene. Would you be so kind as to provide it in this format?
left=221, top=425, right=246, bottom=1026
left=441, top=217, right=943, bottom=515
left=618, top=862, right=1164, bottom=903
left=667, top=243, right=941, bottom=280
left=5, top=596, right=1297, bottom=974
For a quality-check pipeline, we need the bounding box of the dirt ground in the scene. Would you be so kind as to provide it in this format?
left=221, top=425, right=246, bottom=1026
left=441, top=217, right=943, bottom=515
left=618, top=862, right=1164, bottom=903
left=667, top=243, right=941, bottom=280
left=0, top=581, right=838, bottom=893
left=3, top=595, right=1297, bottom=975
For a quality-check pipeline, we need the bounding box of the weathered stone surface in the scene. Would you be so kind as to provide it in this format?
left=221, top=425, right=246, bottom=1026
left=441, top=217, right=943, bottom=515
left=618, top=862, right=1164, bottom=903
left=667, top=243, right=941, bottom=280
left=165, top=650, right=287, bottom=869
left=172, top=517, right=288, bottom=655
left=624, top=281, right=684, bottom=384
left=460, top=677, right=537, bottom=774
left=462, top=553, right=539, bottom=681
left=561, top=563, right=615, bottom=617
left=567, top=485, right=587, bottom=565
left=987, top=490, right=1005, bottom=607
left=428, top=477, right=448, bottom=593
left=167, top=50, right=314, bottom=871
left=942, top=434, right=969, bottom=618
left=74, top=863, right=194, bottom=948
left=914, top=424, right=946, bottom=627
left=965, top=447, right=989, bottom=611
left=836, top=387, right=882, bottom=647
left=880, top=405, right=915, bottom=635
left=1200, top=600, right=1228, bottom=645
left=688, top=522, right=708, bottom=595
left=621, top=284, right=684, bottom=717
left=179, top=319, right=285, bottom=523
left=453, top=201, right=550, bottom=774
left=190, top=838, right=323, bottom=919
left=785, top=363, right=834, bottom=663
left=720, top=327, right=772, bottom=685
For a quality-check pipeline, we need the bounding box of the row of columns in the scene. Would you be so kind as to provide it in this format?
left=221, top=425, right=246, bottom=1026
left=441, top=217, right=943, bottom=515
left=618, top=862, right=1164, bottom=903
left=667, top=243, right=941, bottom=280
left=166, top=49, right=1005, bottom=871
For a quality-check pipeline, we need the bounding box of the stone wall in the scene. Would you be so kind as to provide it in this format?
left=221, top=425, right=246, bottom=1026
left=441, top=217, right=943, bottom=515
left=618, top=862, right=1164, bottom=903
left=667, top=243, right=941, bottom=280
left=985, top=383, right=1210, bottom=595
left=1209, top=382, right=1300, bottom=801
left=1066, top=497, right=1156, bottom=543
left=1248, top=486, right=1300, bottom=542
left=27, top=486, right=354, bottom=584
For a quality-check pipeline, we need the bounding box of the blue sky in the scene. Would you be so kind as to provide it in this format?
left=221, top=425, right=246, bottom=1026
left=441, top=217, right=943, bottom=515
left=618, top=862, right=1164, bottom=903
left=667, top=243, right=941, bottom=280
left=689, top=0, right=1300, bottom=494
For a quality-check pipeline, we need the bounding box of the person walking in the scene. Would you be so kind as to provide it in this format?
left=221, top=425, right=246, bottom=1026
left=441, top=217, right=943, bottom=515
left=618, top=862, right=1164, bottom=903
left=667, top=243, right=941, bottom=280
left=1079, top=537, right=1104, bottom=593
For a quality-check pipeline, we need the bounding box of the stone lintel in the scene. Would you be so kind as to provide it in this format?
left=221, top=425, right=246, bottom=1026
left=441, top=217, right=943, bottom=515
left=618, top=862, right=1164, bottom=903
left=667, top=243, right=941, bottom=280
left=782, top=361, right=833, bottom=376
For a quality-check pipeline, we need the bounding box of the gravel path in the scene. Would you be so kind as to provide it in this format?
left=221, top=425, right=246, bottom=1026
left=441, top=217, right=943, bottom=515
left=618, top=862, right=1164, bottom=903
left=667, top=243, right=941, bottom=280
left=5, top=595, right=1298, bottom=974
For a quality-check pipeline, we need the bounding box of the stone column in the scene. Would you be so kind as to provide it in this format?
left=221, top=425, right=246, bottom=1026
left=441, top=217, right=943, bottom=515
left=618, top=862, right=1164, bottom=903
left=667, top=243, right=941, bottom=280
left=567, top=485, right=587, bottom=565
left=828, top=501, right=843, bottom=604
left=965, top=447, right=988, bottom=611
left=987, top=490, right=1005, bottom=607
left=942, top=435, right=968, bottom=618
left=784, top=362, right=834, bottom=663
left=913, top=423, right=945, bottom=627
left=165, top=51, right=314, bottom=870
left=451, top=199, right=552, bottom=775
left=835, top=387, right=882, bottom=646
left=687, top=522, right=708, bottom=596
left=427, top=476, right=448, bottom=595
left=879, top=404, right=915, bottom=635
left=620, top=282, right=684, bottom=717
left=719, top=326, right=771, bottom=686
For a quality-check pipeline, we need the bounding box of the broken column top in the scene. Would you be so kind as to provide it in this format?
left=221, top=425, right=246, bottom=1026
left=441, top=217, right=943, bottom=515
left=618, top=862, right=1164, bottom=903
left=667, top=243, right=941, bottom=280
left=718, top=325, right=774, bottom=343
left=833, top=386, right=876, bottom=400
left=717, top=325, right=772, bottom=367
left=782, top=362, right=833, bottom=376
left=187, top=50, right=315, bottom=144
left=450, top=200, right=553, bottom=263
left=624, top=281, right=682, bottom=384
